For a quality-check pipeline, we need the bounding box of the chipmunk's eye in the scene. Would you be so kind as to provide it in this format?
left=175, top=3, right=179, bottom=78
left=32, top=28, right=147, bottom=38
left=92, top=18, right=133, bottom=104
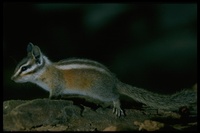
left=21, top=66, right=28, bottom=72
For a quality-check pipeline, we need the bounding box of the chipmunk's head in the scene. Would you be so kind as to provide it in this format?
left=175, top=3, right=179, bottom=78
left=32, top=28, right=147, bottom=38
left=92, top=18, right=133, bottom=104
left=11, top=43, right=44, bottom=83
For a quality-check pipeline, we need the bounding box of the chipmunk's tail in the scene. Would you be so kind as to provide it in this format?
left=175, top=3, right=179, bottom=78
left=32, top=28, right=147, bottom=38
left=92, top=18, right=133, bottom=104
left=117, top=82, right=197, bottom=112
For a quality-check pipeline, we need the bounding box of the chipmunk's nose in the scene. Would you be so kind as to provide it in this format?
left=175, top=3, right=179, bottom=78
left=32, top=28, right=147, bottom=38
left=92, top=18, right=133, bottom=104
left=11, top=75, right=15, bottom=81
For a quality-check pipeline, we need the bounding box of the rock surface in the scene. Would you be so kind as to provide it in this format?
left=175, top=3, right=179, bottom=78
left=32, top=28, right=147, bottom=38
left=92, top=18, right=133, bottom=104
left=3, top=98, right=197, bottom=131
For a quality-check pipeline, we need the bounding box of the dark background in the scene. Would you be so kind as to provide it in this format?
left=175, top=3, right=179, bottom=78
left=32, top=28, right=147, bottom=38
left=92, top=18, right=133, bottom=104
left=3, top=3, right=197, bottom=101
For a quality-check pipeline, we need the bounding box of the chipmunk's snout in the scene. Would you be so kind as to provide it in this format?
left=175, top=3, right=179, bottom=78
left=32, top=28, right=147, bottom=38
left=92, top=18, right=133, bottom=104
left=11, top=75, right=16, bottom=81
left=11, top=76, right=14, bottom=80
left=11, top=74, right=25, bottom=83
left=11, top=73, right=21, bottom=82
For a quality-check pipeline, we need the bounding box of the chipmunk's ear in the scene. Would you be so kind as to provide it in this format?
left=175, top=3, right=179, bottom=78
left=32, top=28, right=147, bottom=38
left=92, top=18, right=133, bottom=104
left=27, top=42, right=43, bottom=65
left=27, top=42, right=34, bottom=53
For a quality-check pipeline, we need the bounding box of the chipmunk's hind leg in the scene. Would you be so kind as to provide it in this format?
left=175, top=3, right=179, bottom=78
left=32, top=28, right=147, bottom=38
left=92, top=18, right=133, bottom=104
left=113, top=99, right=124, bottom=117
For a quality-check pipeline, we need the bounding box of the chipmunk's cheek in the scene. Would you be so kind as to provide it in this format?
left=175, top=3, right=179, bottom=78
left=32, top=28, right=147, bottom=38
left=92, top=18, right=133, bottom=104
left=13, top=78, right=26, bottom=83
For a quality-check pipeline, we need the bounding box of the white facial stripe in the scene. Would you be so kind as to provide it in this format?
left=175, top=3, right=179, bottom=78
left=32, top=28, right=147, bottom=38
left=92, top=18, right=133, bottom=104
left=14, top=60, right=39, bottom=77
left=22, top=64, right=37, bottom=74
left=56, top=64, right=111, bottom=76
left=13, top=60, right=32, bottom=77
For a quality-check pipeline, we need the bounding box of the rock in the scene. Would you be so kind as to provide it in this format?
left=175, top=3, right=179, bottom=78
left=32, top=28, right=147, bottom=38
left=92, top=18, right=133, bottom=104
left=3, top=98, right=197, bottom=131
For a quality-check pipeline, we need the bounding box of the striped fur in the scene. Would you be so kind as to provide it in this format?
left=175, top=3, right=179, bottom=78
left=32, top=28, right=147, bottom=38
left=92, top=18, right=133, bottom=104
left=55, top=58, right=112, bottom=77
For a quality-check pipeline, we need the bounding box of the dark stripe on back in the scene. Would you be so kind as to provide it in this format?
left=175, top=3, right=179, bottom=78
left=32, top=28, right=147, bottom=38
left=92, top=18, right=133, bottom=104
left=57, top=58, right=111, bottom=72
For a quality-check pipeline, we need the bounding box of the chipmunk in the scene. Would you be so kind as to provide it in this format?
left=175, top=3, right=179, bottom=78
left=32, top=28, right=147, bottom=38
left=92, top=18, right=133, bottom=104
left=11, top=43, right=197, bottom=117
